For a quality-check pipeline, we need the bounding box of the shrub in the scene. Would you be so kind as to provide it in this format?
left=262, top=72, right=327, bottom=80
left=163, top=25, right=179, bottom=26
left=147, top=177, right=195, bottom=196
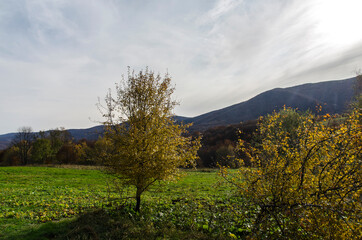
left=221, top=108, right=362, bottom=239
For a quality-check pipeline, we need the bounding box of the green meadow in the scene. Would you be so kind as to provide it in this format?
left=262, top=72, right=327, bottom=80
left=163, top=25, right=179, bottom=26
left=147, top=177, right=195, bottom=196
left=0, top=167, right=245, bottom=239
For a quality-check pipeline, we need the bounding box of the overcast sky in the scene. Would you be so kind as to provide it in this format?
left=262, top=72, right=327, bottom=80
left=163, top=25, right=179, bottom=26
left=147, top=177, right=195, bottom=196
left=1, top=0, right=362, bottom=134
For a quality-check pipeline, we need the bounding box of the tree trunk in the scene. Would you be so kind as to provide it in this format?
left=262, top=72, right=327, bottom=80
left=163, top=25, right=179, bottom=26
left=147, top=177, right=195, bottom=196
left=135, top=188, right=142, bottom=212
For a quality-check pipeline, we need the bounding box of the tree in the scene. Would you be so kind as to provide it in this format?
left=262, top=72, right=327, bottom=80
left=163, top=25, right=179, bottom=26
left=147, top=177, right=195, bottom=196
left=47, top=128, right=72, bottom=163
left=31, top=138, right=52, bottom=164
left=99, top=68, right=200, bottom=211
left=350, top=72, right=362, bottom=111
left=354, top=71, right=362, bottom=95
left=221, top=108, right=361, bottom=239
left=11, top=126, right=34, bottom=165
left=56, top=143, right=78, bottom=164
left=49, top=128, right=71, bottom=150
left=74, top=140, right=98, bottom=165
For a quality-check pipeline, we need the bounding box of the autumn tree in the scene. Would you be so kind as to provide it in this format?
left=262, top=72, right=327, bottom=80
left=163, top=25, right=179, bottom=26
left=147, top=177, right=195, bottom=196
left=74, top=140, right=98, bottom=165
left=221, top=108, right=361, bottom=239
left=99, top=68, right=200, bottom=211
left=11, top=126, right=34, bottom=165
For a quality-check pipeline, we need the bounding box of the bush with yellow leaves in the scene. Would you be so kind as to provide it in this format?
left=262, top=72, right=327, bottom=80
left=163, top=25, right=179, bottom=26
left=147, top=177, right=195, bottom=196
left=221, top=107, right=361, bottom=239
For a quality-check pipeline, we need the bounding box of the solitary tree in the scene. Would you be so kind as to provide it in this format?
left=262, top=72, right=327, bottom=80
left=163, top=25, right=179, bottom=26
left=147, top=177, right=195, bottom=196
left=12, top=126, right=34, bottom=165
left=99, top=68, right=200, bottom=211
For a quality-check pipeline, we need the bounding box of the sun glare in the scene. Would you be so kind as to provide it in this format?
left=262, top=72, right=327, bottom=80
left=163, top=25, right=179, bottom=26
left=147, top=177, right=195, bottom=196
left=311, top=0, right=362, bottom=47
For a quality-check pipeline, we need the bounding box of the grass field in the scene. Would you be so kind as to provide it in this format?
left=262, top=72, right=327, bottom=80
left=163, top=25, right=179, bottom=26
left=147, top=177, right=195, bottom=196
left=0, top=166, right=244, bottom=239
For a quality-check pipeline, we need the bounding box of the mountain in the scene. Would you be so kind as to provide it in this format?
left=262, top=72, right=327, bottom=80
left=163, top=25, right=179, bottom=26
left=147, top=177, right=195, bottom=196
left=67, top=125, right=105, bottom=141
left=0, top=77, right=356, bottom=150
left=186, top=77, right=356, bottom=130
left=0, top=133, right=16, bottom=150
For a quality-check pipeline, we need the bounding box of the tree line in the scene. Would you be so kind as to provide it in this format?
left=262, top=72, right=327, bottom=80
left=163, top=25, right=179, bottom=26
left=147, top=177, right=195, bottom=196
left=0, top=127, right=94, bottom=166
left=0, top=123, right=257, bottom=168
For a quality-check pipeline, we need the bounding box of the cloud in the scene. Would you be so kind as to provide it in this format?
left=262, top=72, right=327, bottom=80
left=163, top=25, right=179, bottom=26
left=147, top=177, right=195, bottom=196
left=198, top=0, right=243, bottom=24
left=180, top=0, right=362, bottom=114
left=0, top=0, right=361, bottom=133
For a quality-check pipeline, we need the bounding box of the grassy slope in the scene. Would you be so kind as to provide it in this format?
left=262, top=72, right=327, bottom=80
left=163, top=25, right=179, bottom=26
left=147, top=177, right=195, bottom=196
left=0, top=167, right=238, bottom=239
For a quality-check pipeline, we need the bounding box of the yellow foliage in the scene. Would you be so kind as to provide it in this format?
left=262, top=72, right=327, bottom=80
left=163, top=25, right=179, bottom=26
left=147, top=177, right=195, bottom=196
left=222, top=107, right=362, bottom=239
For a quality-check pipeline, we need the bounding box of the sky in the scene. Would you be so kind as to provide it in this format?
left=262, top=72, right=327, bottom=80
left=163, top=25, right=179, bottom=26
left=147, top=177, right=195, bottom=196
left=1, top=0, right=362, bottom=134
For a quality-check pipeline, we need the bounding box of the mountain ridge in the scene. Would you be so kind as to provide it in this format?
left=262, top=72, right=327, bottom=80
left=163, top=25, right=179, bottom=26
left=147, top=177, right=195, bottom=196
left=186, top=77, right=355, bottom=130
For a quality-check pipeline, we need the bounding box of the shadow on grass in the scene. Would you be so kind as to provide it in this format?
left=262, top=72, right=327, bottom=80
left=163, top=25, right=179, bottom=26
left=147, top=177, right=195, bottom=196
left=5, top=209, right=214, bottom=240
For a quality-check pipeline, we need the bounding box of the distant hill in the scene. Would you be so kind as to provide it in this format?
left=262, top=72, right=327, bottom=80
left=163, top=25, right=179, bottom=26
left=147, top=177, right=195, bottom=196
left=0, top=127, right=105, bottom=151
left=67, top=125, right=105, bottom=141
left=186, top=77, right=356, bottom=131
left=0, top=133, right=16, bottom=150
left=0, top=77, right=356, bottom=150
